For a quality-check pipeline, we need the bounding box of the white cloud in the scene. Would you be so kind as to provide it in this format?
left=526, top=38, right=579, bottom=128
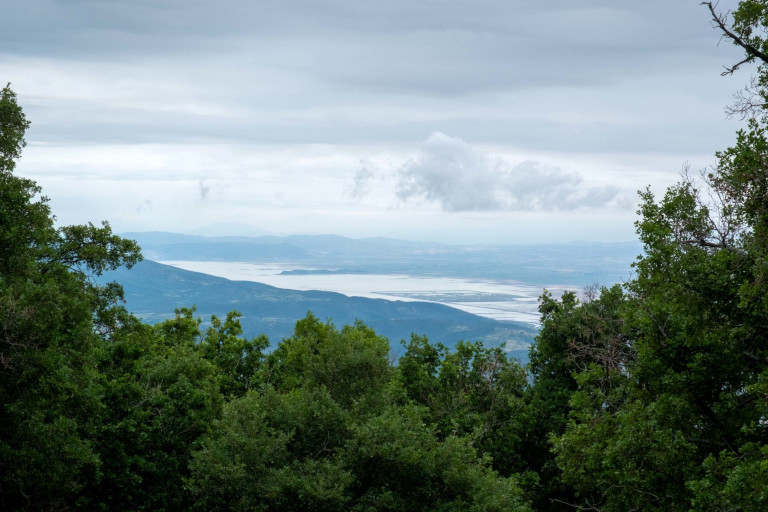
left=396, top=133, right=628, bottom=212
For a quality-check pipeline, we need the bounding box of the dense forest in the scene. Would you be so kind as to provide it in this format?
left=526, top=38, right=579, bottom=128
left=3, top=2, right=768, bottom=510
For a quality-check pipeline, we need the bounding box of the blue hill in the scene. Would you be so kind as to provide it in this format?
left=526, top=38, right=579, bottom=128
left=104, top=260, right=537, bottom=361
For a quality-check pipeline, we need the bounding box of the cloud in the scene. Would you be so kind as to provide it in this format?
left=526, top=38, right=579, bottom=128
left=199, top=178, right=210, bottom=200
left=1, top=1, right=740, bottom=244
left=396, top=133, right=627, bottom=211
left=135, top=199, right=153, bottom=214
left=2, top=1, right=741, bottom=155
left=349, top=165, right=375, bottom=199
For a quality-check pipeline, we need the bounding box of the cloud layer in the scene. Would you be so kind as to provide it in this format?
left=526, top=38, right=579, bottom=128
left=395, top=133, right=627, bottom=212
left=0, top=1, right=745, bottom=243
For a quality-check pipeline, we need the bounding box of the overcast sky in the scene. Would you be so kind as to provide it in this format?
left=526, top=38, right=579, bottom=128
left=1, top=0, right=749, bottom=244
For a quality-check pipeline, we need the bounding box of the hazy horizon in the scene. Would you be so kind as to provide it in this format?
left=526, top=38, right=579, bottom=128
left=123, top=227, right=644, bottom=246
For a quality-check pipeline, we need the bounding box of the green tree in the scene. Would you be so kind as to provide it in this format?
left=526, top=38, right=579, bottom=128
left=0, top=84, right=142, bottom=510
left=525, top=285, right=630, bottom=510
left=91, top=309, right=223, bottom=511
left=343, top=403, right=529, bottom=512
left=198, top=310, right=269, bottom=397
left=187, top=386, right=352, bottom=512
left=189, top=316, right=532, bottom=511
left=397, top=336, right=531, bottom=478
left=703, top=1, right=768, bottom=118
left=535, top=5, right=768, bottom=510
left=265, top=313, right=392, bottom=411
left=545, top=140, right=768, bottom=511
left=0, top=83, right=29, bottom=173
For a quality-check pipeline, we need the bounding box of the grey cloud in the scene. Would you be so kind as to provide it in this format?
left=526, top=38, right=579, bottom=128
left=135, top=199, right=153, bottom=214
left=349, top=165, right=375, bottom=199
left=199, top=178, right=210, bottom=200
left=1, top=1, right=740, bottom=95
left=396, top=133, right=627, bottom=211
left=2, top=0, right=746, bottom=177
left=3, top=0, right=744, bottom=158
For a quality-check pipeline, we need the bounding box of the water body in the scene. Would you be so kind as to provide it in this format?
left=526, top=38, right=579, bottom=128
left=159, top=261, right=576, bottom=324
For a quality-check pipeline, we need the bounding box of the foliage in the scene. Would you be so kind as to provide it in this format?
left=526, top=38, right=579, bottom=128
left=199, top=310, right=269, bottom=397
left=397, top=336, right=531, bottom=478
left=503, top=5, right=768, bottom=510
left=188, top=319, right=531, bottom=512
left=0, top=84, right=29, bottom=173
left=528, top=131, right=768, bottom=510
left=0, top=84, right=141, bottom=510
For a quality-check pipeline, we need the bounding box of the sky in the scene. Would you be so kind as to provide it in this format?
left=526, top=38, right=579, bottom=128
left=0, top=0, right=750, bottom=244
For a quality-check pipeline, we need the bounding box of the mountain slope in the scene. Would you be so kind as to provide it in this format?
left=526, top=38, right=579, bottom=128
left=105, top=260, right=537, bottom=358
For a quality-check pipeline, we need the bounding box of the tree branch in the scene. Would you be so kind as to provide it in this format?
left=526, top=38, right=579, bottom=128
left=679, top=238, right=728, bottom=249
left=722, top=56, right=753, bottom=76
left=703, top=1, right=768, bottom=71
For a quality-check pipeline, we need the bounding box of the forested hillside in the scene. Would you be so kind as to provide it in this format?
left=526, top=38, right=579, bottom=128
left=2, top=2, right=768, bottom=510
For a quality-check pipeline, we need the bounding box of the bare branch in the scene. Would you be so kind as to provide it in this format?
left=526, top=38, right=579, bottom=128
left=551, top=497, right=606, bottom=511
left=725, top=76, right=768, bottom=118
left=722, top=56, right=753, bottom=76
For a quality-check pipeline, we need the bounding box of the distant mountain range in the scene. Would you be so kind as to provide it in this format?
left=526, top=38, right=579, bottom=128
left=103, top=260, right=538, bottom=361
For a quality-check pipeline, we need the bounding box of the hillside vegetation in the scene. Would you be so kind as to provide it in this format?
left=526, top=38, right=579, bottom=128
left=3, top=3, right=768, bottom=510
